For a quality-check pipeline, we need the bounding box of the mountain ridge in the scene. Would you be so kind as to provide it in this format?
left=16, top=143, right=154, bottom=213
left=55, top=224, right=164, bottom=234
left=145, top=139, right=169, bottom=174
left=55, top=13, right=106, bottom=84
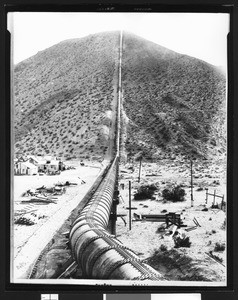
left=120, top=31, right=226, bottom=161
left=13, top=31, right=226, bottom=161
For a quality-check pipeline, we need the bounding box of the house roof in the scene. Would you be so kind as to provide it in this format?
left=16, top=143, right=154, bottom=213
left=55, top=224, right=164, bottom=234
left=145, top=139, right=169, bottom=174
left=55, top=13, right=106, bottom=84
left=21, top=161, right=38, bottom=169
left=29, top=155, right=46, bottom=163
left=28, top=155, right=48, bottom=164
left=28, top=155, right=38, bottom=160
left=49, top=160, right=59, bottom=166
left=38, top=160, right=47, bottom=164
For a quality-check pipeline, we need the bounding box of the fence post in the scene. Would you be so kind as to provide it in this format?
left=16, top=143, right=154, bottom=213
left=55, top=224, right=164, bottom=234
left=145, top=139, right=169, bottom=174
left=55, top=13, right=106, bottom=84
left=213, top=190, right=216, bottom=206
left=221, top=195, right=224, bottom=210
left=205, top=189, right=208, bottom=204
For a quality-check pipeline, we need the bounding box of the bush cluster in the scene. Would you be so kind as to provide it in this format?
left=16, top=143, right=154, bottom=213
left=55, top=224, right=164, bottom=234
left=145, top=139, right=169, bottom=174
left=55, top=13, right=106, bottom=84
left=134, top=184, right=158, bottom=200
left=214, top=242, right=225, bottom=252
left=162, top=185, right=186, bottom=202
left=159, top=244, right=167, bottom=252
left=174, top=235, right=191, bottom=248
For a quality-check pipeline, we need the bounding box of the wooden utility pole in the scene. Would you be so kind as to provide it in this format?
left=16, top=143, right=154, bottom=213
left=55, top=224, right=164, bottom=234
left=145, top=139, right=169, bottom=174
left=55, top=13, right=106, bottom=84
left=126, top=181, right=137, bottom=230
left=190, top=160, right=194, bottom=207
left=129, top=181, right=132, bottom=230
left=138, top=157, right=142, bottom=182
left=205, top=188, right=208, bottom=204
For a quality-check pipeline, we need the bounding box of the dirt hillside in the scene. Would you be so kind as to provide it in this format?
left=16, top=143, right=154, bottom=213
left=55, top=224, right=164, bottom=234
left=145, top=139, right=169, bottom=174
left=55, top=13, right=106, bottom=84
left=121, top=32, right=226, bottom=161
left=14, top=31, right=226, bottom=162
left=14, top=31, right=120, bottom=160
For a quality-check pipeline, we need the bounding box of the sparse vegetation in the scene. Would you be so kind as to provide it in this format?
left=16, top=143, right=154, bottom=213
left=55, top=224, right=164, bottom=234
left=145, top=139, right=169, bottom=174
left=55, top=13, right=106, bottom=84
left=162, top=185, right=186, bottom=202
left=214, top=242, right=225, bottom=252
left=122, top=32, right=226, bottom=160
left=14, top=32, right=119, bottom=158
left=159, top=244, right=167, bottom=252
left=14, top=31, right=226, bottom=161
left=173, top=234, right=191, bottom=248
left=134, top=184, right=158, bottom=200
left=221, top=219, right=226, bottom=230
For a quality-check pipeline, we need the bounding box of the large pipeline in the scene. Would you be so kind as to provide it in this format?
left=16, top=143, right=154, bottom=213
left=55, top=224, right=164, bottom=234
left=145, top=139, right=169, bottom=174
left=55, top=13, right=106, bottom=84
left=69, top=157, right=163, bottom=280
left=69, top=31, right=164, bottom=281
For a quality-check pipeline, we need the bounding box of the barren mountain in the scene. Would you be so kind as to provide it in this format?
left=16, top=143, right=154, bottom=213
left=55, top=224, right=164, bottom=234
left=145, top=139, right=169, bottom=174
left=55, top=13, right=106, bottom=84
left=13, top=31, right=120, bottom=160
left=121, top=32, right=226, bottom=161
left=13, top=31, right=226, bottom=161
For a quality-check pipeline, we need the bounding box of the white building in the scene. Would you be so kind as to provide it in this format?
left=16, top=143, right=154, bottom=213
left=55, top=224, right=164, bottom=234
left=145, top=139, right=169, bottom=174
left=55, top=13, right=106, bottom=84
left=14, top=161, right=38, bottom=175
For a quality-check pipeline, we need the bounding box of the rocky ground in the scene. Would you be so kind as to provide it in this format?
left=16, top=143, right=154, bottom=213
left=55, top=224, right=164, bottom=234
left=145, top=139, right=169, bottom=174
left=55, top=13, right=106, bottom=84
left=116, top=159, right=226, bottom=284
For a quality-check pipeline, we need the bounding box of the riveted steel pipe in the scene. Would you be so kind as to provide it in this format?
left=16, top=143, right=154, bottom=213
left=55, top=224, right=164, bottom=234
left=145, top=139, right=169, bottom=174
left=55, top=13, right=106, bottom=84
left=69, top=156, right=164, bottom=280
left=69, top=30, right=164, bottom=281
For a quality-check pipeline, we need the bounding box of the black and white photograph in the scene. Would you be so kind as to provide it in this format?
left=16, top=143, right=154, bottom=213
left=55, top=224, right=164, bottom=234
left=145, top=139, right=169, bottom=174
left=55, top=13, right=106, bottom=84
left=8, top=11, right=229, bottom=286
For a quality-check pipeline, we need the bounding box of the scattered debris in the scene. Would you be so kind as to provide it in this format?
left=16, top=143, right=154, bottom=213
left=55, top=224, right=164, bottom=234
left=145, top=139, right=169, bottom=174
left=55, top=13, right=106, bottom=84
left=15, top=215, right=36, bottom=226
left=65, top=181, right=78, bottom=186
left=21, top=198, right=57, bottom=204
left=193, top=217, right=201, bottom=227
left=205, top=251, right=225, bottom=267
left=185, top=226, right=198, bottom=232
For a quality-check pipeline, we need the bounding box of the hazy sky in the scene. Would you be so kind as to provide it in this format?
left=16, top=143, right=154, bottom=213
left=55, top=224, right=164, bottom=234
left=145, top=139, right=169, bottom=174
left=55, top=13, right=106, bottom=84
left=8, top=12, right=229, bottom=67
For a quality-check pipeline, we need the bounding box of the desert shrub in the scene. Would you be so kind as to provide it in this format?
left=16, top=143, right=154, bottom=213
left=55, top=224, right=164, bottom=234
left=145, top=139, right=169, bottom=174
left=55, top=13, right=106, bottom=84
left=156, top=224, right=166, bottom=233
left=214, top=242, right=225, bottom=252
left=159, top=244, right=167, bottom=252
left=162, top=185, right=186, bottom=202
left=174, top=235, right=191, bottom=248
left=221, top=219, right=226, bottom=230
left=210, top=251, right=223, bottom=263
left=196, top=187, right=203, bottom=191
left=134, top=184, right=158, bottom=200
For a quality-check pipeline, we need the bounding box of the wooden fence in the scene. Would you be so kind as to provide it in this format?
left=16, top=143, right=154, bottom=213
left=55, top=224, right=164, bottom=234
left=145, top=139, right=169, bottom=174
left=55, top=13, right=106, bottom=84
left=205, top=188, right=225, bottom=211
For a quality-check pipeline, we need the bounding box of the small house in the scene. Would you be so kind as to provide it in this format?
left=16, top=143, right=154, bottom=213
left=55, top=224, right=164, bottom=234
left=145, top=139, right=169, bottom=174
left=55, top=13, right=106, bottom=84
left=14, top=161, right=38, bottom=175
left=44, top=159, right=59, bottom=173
